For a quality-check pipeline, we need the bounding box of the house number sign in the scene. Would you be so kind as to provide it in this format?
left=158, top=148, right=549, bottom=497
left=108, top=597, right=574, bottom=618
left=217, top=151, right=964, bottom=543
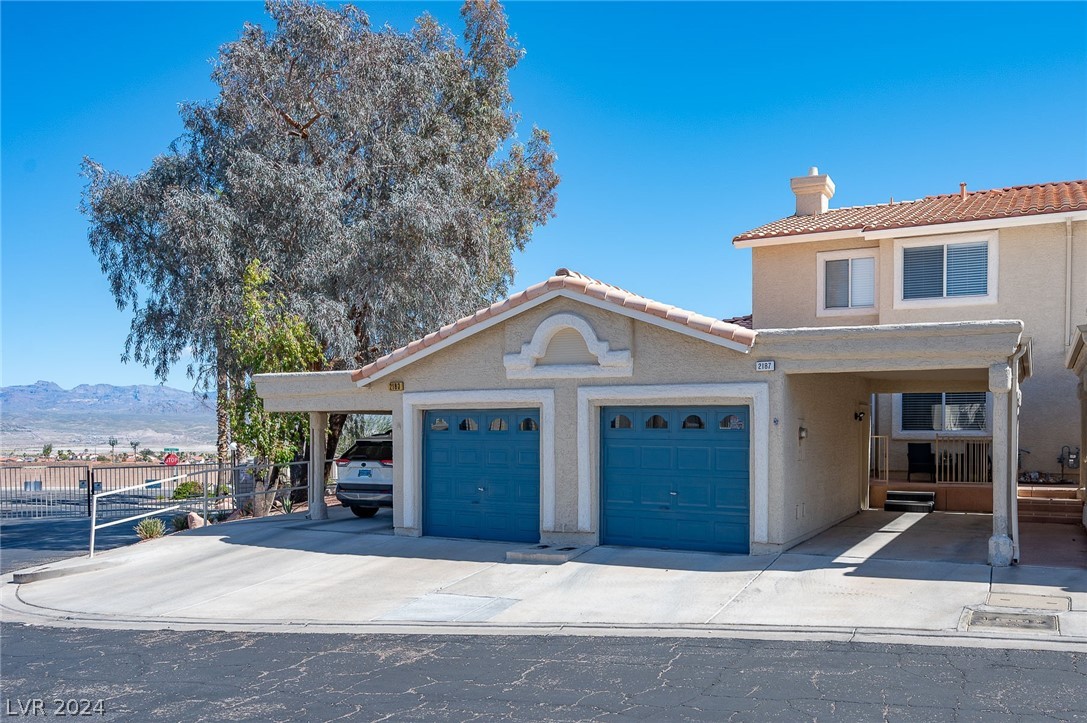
left=388, top=380, right=405, bottom=391
left=755, top=360, right=776, bottom=372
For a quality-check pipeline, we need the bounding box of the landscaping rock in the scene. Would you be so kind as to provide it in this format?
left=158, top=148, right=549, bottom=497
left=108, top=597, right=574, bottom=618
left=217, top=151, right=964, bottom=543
left=186, top=512, right=206, bottom=529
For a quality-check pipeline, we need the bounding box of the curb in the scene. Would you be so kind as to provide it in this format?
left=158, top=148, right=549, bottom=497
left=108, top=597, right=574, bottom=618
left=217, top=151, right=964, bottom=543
left=11, top=559, right=123, bottom=584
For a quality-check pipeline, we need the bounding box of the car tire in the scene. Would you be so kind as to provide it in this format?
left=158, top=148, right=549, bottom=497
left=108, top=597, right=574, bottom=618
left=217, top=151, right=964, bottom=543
left=350, top=506, right=379, bottom=518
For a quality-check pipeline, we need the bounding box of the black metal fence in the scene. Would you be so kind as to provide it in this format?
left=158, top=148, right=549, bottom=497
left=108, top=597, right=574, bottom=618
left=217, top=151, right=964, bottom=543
left=0, top=463, right=223, bottom=519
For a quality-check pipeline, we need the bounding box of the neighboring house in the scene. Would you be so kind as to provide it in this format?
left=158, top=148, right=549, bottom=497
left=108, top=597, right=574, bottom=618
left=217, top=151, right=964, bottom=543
left=734, top=170, right=1087, bottom=487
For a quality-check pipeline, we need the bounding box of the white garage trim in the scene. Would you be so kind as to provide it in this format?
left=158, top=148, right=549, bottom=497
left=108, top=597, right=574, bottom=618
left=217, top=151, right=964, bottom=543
left=401, top=389, right=556, bottom=535
left=576, top=383, right=770, bottom=545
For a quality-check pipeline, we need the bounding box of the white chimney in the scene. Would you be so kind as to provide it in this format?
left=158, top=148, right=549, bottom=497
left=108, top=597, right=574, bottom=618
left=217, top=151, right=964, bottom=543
left=790, top=166, right=835, bottom=216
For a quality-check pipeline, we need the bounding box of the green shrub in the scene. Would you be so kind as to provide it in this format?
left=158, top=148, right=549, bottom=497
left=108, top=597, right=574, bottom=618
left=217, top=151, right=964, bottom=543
left=172, top=480, right=203, bottom=500
left=135, top=517, right=166, bottom=540
left=171, top=514, right=189, bottom=532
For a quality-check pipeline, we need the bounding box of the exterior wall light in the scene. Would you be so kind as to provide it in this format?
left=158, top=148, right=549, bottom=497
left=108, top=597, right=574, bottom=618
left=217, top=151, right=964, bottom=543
left=798, top=426, right=808, bottom=442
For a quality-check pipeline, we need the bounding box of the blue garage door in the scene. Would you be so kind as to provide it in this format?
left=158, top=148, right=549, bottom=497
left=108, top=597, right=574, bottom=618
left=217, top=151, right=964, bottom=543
left=601, top=406, right=750, bottom=554
left=423, top=409, right=541, bottom=543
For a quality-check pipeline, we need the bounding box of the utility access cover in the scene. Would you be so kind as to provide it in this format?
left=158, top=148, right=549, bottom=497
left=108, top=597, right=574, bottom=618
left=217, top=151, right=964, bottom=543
left=967, top=610, right=1058, bottom=632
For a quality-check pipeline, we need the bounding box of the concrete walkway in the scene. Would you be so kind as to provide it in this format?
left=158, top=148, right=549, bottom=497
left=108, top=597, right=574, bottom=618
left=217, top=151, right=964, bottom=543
left=3, top=508, right=1085, bottom=651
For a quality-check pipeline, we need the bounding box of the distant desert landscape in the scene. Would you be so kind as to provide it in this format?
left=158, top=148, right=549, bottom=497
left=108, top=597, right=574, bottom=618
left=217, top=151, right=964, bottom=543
left=0, top=381, right=217, bottom=455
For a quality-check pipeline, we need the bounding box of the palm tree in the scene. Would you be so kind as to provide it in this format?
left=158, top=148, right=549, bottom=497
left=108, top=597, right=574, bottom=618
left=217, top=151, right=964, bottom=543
left=108, top=436, right=118, bottom=462
left=130, top=441, right=140, bottom=460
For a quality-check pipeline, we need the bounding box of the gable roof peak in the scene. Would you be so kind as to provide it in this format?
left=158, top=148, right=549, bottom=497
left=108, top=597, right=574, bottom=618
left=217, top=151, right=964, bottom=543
left=350, top=268, right=757, bottom=384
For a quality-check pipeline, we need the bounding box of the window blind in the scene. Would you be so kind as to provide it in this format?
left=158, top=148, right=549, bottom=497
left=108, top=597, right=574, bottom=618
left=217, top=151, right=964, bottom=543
left=850, top=257, right=875, bottom=307
left=901, top=392, right=987, bottom=432
left=901, top=392, right=943, bottom=431
left=944, top=392, right=986, bottom=430
left=946, top=242, right=987, bottom=296
left=824, top=259, right=849, bottom=308
left=902, top=245, right=944, bottom=300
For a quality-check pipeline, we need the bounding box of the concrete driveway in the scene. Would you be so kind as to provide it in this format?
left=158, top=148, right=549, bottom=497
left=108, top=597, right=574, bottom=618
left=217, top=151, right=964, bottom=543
left=3, top=507, right=1085, bottom=649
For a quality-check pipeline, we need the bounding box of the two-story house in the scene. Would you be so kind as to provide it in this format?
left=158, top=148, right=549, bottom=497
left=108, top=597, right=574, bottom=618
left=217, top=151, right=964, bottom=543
left=734, top=169, right=1086, bottom=499
left=253, top=171, right=1067, bottom=567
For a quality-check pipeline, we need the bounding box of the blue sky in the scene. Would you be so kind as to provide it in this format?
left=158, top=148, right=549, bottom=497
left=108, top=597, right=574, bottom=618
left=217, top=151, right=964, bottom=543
left=2, top=1, right=1085, bottom=390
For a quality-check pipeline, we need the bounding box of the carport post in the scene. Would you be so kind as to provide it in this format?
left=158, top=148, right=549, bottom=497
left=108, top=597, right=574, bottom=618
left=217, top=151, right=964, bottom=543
left=988, top=364, right=1013, bottom=566
left=308, top=412, right=328, bottom=520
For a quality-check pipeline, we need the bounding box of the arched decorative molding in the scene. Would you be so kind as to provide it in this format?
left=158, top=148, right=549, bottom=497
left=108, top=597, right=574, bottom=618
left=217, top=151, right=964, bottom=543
left=504, top=313, right=633, bottom=379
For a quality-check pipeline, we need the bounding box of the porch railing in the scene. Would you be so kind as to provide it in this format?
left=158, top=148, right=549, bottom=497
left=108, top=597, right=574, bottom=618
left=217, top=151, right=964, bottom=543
left=935, top=436, right=992, bottom=484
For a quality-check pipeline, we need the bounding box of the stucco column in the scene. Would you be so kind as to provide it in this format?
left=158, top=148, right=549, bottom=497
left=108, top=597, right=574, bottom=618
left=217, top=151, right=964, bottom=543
left=988, top=364, right=1013, bottom=566
left=308, top=412, right=328, bottom=521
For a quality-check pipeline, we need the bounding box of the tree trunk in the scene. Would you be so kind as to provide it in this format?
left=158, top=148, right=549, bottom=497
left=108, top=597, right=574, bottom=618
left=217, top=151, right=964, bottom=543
left=325, top=413, right=347, bottom=478
left=216, top=356, right=230, bottom=465
left=289, top=421, right=309, bottom=505
left=216, top=355, right=231, bottom=493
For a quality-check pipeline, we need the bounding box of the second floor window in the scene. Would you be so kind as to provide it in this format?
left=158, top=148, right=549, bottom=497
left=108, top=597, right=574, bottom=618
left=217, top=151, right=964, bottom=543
left=902, top=240, right=989, bottom=300
left=825, top=257, right=875, bottom=309
left=817, top=249, right=877, bottom=315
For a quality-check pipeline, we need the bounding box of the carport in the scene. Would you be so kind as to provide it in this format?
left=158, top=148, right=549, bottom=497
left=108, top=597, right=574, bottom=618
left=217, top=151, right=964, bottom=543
left=255, top=270, right=1030, bottom=566
left=755, top=320, right=1031, bottom=565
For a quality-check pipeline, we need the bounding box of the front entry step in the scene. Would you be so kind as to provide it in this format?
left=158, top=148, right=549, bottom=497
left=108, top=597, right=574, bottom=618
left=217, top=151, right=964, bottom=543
left=884, top=490, right=935, bottom=513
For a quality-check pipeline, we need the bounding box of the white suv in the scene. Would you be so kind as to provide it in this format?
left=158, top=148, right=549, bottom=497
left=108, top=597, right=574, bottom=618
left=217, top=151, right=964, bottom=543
left=334, top=434, right=393, bottom=518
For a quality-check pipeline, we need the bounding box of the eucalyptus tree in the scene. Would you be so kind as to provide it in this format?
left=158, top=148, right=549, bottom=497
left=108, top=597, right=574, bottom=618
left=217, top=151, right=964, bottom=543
left=82, top=0, right=559, bottom=464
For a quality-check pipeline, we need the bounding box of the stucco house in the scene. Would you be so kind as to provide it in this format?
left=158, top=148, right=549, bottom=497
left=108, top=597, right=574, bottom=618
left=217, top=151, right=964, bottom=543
left=256, top=274, right=1032, bottom=565
left=735, top=171, right=1086, bottom=518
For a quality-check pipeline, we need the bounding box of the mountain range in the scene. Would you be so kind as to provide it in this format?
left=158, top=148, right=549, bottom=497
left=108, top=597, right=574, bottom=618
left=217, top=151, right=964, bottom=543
left=0, top=381, right=217, bottom=453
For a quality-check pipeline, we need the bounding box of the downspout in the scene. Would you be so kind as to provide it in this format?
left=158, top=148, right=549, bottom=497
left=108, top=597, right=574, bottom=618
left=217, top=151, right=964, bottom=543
left=1008, top=341, right=1029, bottom=564
left=1066, top=218, right=1074, bottom=347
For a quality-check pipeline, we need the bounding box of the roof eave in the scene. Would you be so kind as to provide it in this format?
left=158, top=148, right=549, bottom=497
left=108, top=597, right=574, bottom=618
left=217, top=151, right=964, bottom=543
left=734, top=209, right=1087, bottom=247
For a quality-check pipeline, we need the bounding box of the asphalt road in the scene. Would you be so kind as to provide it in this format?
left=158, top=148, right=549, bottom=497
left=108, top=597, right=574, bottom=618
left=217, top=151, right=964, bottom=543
left=0, top=515, right=149, bottom=573
left=2, top=625, right=1084, bottom=721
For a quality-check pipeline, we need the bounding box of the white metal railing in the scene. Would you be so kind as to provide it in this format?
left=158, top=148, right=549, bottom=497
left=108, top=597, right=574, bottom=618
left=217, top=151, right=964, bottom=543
left=90, top=474, right=187, bottom=557
left=870, top=435, right=889, bottom=482
left=935, top=436, right=993, bottom=484
left=89, top=461, right=310, bottom=557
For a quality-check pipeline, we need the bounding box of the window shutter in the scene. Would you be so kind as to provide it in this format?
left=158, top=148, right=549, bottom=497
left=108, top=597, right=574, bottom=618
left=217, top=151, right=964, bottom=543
left=902, top=393, right=943, bottom=431
left=824, top=259, right=849, bottom=309
left=902, top=246, right=944, bottom=299
left=850, top=257, right=875, bottom=307
left=946, top=242, right=988, bottom=297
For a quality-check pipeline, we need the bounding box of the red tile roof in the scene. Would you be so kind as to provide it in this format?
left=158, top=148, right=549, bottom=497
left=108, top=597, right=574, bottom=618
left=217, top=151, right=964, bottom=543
left=734, top=179, right=1087, bottom=243
left=723, top=314, right=753, bottom=329
left=351, top=268, right=756, bottom=383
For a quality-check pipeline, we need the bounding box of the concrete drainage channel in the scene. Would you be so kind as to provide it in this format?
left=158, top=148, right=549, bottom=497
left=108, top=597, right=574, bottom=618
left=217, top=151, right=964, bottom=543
left=505, top=544, right=592, bottom=564
left=962, top=593, right=1070, bottom=634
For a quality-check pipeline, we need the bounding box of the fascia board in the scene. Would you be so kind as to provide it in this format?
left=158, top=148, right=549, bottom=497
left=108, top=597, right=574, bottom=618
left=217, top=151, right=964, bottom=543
left=863, top=211, right=1087, bottom=240
left=732, top=228, right=864, bottom=248
left=733, top=210, right=1087, bottom=247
